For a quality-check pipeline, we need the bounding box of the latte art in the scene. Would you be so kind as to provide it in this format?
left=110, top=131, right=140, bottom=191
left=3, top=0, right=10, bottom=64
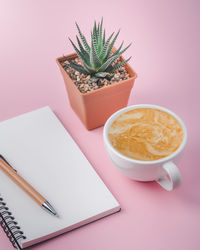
left=108, top=108, right=184, bottom=161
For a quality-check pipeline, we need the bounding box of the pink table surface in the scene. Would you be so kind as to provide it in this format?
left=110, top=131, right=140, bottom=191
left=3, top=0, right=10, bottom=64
left=0, top=0, right=199, bottom=249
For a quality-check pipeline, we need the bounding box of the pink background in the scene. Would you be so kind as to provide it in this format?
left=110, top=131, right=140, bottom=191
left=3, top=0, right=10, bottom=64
left=0, top=0, right=200, bottom=249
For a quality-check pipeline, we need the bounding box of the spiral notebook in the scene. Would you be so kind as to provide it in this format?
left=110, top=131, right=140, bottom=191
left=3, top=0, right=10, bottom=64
left=0, top=107, right=120, bottom=249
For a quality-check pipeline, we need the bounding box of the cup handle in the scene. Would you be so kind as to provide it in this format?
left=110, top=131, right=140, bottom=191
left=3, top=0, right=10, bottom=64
left=156, top=161, right=182, bottom=191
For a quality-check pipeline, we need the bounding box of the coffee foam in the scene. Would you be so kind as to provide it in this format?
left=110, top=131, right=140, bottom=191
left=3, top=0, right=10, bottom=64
left=108, top=108, right=184, bottom=161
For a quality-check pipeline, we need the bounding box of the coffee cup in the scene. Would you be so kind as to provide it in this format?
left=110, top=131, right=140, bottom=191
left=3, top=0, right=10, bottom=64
left=103, top=104, right=187, bottom=191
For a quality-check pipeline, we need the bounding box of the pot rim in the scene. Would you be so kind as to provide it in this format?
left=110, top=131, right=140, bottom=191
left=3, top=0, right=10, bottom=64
left=56, top=52, right=137, bottom=97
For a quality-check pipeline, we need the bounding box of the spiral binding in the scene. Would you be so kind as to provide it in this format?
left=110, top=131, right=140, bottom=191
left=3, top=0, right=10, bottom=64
left=0, top=196, right=26, bottom=249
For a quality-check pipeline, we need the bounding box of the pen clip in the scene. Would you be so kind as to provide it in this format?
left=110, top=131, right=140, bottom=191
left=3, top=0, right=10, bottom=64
left=0, top=155, right=17, bottom=172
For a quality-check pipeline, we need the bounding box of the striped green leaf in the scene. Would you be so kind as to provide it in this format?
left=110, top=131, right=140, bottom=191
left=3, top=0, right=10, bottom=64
left=82, top=61, right=97, bottom=74
left=97, top=18, right=103, bottom=53
left=107, top=43, right=131, bottom=63
left=98, top=54, right=118, bottom=72
left=110, top=57, right=131, bottom=72
left=75, top=22, right=90, bottom=54
left=99, top=32, right=114, bottom=61
left=111, top=41, right=124, bottom=58
left=97, top=23, right=100, bottom=38
left=76, top=36, right=90, bottom=64
left=116, top=43, right=132, bottom=58
left=64, top=58, right=89, bottom=74
left=69, top=37, right=89, bottom=65
left=105, top=73, right=114, bottom=80
left=103, top=29, right=105, bottom=46
left=102, top=29, right=105, bottom=46
left=90, top=32, right=101, bottom=68
left=93, top=21, right=98, bottom=51
left=105, top=29, right=120, bottom=59
left=95, top=72, right=109, bottom=78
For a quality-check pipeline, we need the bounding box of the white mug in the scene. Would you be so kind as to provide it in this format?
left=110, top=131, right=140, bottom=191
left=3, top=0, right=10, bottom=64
left=103, top=104, right=187, bottom=191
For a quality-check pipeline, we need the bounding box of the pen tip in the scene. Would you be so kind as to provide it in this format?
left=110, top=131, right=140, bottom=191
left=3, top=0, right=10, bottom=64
left=42, top=201, right=58, bottom=217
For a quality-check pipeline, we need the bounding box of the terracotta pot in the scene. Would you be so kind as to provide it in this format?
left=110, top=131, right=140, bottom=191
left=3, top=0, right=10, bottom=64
left=56, top=53, right=137, bottom=130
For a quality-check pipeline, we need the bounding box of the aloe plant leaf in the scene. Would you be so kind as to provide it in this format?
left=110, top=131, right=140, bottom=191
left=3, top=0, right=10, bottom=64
left=110, top=56, right=131, bottom=72
left=97, top=22, right=100, bottom=37
left=69, top=37, right=83, bottom=57
left=90, top=76, right=99, bottom=82
left=97, top=18, right=103, bottom=54
left=95, top=72, right=109, bottom=78
left=111, top=41, right=124, bottom=58
left=98, top=54, right=118, bottom=72
left=90, top=32, right=101, bottom=68
left=69, top=64, right=89, bottom=74
left=91, top=30, right=98, bottom=54
left=105, top=73, right=114, bottom=80
left=104, top=64, right=114, bottom=72
left=64, top=58, right=89, bottom=74
left=105, top=29, right=120, bottom=59
left=99, top=32, right=114, bottom=61
left=82, top=61, right=97, bottom=74
left=76, top=36, right=90, bottom=63
left=93, top=21, right=98, bottom=51
left=107, top=42, right=131, bottom=63
left=69, top=37, right=89, bottom=66
left=116, top=43, right=132, bottom=57
left=103, top=29, right=105, bottom=46
left=75, top=22, right=90, bottom=54
left=76, top=35, right=88, bottom=55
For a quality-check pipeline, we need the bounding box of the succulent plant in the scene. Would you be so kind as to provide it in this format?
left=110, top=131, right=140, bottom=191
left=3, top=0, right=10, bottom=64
left=65, top=18, right=131, bottom=80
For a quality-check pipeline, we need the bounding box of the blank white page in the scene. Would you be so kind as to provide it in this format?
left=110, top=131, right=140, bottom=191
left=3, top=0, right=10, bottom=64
left=0, top=107, right=120, bottom=248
